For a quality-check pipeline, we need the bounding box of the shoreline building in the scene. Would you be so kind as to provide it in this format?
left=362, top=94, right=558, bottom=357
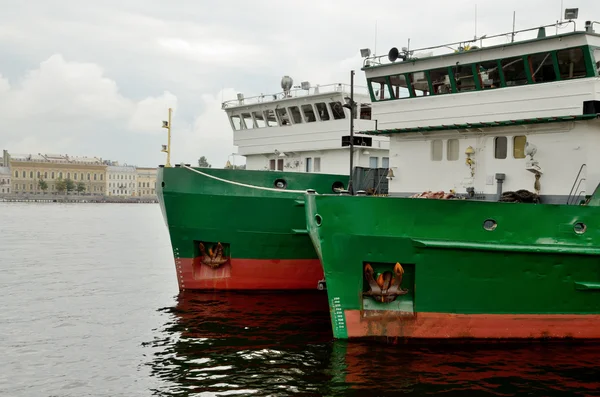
left=5, top=151, right=107, bottom=195
left=136, top=167, right=157, bottom=197
left=105, top=162, right=137, bottom=197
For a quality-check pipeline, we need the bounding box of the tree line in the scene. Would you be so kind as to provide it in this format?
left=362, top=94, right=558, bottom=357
left=198, top=156, right=245, bottom=170
left=37, top=177, right=86, bottom=194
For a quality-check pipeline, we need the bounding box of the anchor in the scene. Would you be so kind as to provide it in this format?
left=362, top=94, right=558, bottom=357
left=199, top=242, right=229, bottom=269
left=363, top=262, right=408, bottom=303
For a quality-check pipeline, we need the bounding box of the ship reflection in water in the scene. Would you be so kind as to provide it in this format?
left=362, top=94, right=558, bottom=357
left=146, top=291, right=600, bottom=396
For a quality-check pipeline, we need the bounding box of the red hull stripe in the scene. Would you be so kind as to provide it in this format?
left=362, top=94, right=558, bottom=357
left=175, top=258, right=324, bottom=290
left=345, top=310, right=600, bottom=339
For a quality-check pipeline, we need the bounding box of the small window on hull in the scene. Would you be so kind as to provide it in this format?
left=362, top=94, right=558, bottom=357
left=314, top=157, right=321, bottom=172
left=447, top=139, right=459, bottom=161
left=306, top=157, right=313, bottom=172
left=431, top=140, right=443, bottom=161
left=494, top=137, right=507, bottom=159
left=513, top=136, right=526, bottom=158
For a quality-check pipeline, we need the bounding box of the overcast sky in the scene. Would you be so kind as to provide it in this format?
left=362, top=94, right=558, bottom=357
left=1, top=0, right=598, bottom=168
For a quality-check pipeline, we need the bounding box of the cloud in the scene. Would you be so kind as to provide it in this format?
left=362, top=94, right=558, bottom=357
left=0, top=54, right=178, bottom=165
left=1, top=0, right=599, bottom=169
left=128, top=91, right=178, bottom=133
left=170, top=88, right=240, bottom=168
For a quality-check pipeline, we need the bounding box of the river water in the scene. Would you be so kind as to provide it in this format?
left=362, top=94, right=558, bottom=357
left=1, top=203, right=599, bottom=396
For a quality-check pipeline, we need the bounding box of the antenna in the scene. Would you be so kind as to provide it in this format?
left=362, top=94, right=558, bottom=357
left=474, top=4, right=477, bottom=40
left=511, top=11, right=516, bottom=43
left=560, top=0, right=563, bottom=23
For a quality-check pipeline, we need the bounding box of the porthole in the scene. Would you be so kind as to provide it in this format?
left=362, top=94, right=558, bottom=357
left=332, top=181, right=345, bottom=193
left=574, top=222, right=587, bottom=234
left=274, top=178, right=287, bottom=189
left=483, top=219, right=497, bottom=231
left=315, top=214, right=323, bottom=226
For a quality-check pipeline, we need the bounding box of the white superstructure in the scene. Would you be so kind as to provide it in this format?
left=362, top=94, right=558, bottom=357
left=222, top=77, right=390, bottom=175
left=361, top=16, right=600, bottom=203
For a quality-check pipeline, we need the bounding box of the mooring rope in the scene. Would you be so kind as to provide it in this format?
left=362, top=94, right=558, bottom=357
left=182, top=165, right=314, bottom=194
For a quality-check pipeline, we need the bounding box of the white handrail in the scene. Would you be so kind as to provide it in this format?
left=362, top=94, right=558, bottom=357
left=182, top=165, right=315, bottom=194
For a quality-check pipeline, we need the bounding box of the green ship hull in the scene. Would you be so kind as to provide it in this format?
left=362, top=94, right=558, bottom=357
left=305, top=190, right=600, bottom=340
left=157, top=165, right=347, bottom=291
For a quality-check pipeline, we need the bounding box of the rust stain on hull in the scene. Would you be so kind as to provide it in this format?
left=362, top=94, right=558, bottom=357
left=346, top=310, right=600, bottom=339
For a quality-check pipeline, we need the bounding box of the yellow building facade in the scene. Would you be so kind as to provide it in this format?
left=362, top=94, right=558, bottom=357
left=136, top=167, right=157, bottom=197
left=9, top=154, right=107, bottom=195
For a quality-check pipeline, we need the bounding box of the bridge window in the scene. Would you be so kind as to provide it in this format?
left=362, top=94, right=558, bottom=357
left=389, top=74, right=410, bottom=99
left=431, top=140, right=443, bottom=161
left=447, top=139, right=459, bottom=161
left=230, top=115, right=242, bottom=130
left=288, top=106, right=303, bottom=123
left=264, top=109, right=277, bottom=126
left=594, top=49, right=600, bottom=75
left=477, top=60, right=501, bottom=89
left=369, top=76, right=392, bottom=101
left=408, top=72, right=429, bottom=96
left=241, top=113, right=254, bottom=129
left=302, top=104, right=317, bottom=122
left=360, top=104, right=371, bottom=120
left=513, top=136, right=527, bottom=158
left=529, top=52, right=556, bottom=83
left=556, top=48, right=587, bottom=79
left=329, top=102, right=345, bottom=119
left=369, top=157, right=378, bottom=168
left=501, top=57, right=527, bottom=86
left=429, top=68, right=451, bottom=94
left=454, top=64, right=477, bottom=92
left=252, top=111, right=266, bottom=128
left=276, top=108, right=290, bottom=126
left=494, top=137, right=507, bottom=159
left=315, top=102, right=330, bottom=121
left=382, top=157, right=389, bottom=168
